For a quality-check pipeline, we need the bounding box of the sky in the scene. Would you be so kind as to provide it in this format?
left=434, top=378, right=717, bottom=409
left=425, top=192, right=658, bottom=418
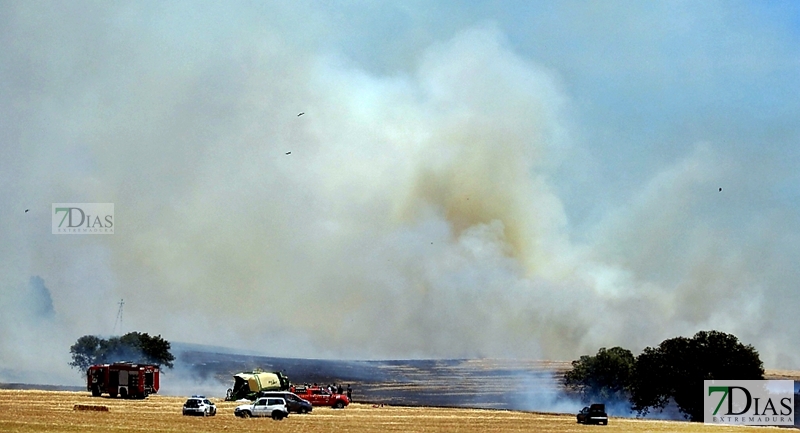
left=1, top=1, right=799, bottom=384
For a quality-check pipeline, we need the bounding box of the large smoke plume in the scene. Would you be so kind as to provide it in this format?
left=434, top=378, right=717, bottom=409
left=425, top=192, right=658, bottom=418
left=1, top=2, right=799, bottom=385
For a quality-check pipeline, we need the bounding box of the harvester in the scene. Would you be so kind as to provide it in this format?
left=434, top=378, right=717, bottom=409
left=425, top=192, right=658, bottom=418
left=225, top=369, right=291, bottom=401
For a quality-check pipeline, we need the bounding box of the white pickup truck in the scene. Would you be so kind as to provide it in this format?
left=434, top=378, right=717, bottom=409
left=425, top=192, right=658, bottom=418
left=234, top=397, right=290, bottom=420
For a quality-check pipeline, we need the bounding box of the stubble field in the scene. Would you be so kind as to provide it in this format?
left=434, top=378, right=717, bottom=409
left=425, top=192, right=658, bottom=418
left=0, top=390, right=787, bottom=433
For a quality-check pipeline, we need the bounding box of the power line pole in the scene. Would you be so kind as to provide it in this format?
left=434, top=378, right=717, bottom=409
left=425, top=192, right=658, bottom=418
left=113, top=299, right=124, bottom=335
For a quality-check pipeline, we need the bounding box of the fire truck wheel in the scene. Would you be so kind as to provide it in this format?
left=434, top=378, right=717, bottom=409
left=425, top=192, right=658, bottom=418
left=119, top=388, right=128, bottom=399
left=91, top=386, right=101, bottom=397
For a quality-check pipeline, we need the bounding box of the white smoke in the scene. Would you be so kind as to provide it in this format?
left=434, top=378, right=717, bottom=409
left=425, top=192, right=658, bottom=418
left=1, top=2, right=799, bottom=387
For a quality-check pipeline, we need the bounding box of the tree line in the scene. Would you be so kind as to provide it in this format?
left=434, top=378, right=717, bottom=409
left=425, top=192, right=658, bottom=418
left=563, top=330, right=764, bottom=421
left=69, top=331, right=175, bottom=373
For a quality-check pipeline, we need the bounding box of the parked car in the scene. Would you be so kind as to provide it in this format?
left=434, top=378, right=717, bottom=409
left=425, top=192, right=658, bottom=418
left=290, top=386, right=349, bottom=408
left=257, top=391, right=313, bottom=413
left=182, top=395, right=217, bottom=416
left=234, top=397, right=289, bottom=420
left=577, top=403, right=608, bottom=425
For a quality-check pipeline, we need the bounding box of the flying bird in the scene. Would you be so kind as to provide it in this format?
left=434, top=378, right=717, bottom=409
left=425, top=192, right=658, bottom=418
left=719, top=187, right=722, bottom=192
left=297, top=112, right=305, bottom=117
left=25, top=209, right=29, bottom=213
left=285, top=151, right=291, bottom=155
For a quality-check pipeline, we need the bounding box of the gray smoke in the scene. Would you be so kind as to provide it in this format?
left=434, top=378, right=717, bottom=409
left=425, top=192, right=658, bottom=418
left=1, top=2, right=799, bottom=386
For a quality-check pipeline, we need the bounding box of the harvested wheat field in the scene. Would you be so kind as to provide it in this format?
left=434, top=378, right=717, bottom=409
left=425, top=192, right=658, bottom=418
left=0, top=390, right=788, bottom=433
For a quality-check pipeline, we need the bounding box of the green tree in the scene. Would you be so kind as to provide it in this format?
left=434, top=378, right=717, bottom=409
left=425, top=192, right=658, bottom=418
left=68, top=335, right=104, bottom=372
left=132, top=332, right=175, bottom=368
left=564, top=346, right=635, bottom=403
left=69, top=332, right=175, bottom=374
left=629, top=330, right=763, bottom=421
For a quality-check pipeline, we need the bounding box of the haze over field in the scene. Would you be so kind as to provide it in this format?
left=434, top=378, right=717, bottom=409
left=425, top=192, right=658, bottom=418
left=2, top=1, right=799, bottom=384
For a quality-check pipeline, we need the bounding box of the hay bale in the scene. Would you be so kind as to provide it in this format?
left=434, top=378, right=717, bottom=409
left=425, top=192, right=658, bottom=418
left=73, top=404, right=109, bottom=412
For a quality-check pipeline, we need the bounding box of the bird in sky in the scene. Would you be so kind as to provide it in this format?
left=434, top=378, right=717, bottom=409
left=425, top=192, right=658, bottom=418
left=25, top=209, right=29, bottom=213
left=286, top=151, right=291, bottom=155
left=297, top=112, right=305, bottom=117
left=719, top=187, right=722, bottom=192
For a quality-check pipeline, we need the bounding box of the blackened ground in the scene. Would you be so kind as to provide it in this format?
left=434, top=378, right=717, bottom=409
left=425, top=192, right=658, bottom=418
left=173, top=345, right=573, bottom=410
left=0, top=383, right=84, bottom=392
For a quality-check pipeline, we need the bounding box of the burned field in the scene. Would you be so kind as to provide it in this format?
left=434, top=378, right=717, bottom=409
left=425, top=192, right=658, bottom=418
left=175, top=347, right=800, bottom=414
left=177, top=347, right=574, bottom=409
left=0, top=389, right=787, bottom=433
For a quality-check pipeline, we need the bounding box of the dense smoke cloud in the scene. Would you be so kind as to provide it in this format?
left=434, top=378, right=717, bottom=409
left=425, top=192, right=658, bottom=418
left=2, top=1, right=799, bottom=384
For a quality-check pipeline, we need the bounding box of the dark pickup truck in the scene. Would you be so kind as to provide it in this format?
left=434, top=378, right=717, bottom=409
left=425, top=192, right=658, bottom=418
left=577, top=403, right=608, bottom=425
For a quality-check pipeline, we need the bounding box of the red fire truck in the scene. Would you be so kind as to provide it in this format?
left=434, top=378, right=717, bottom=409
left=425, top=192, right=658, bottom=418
left=87, top=362, right=159, bottom=398
left=290, top=385, right=350, bottom=408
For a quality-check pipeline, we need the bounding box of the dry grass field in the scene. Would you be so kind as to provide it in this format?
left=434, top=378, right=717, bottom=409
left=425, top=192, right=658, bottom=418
left=0, top=390, right=789, bottom=433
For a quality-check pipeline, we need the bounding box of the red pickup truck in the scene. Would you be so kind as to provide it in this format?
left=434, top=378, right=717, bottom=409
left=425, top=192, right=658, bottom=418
left=289, top=386, right=350, bottom=408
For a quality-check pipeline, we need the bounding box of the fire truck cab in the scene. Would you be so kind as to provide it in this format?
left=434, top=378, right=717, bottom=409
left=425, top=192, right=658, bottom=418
left=87, top=362, right=159, bottom=399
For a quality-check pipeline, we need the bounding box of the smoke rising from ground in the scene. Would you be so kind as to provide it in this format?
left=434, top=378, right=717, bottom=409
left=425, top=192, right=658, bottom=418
left=2, top=2, right=800, bottom=385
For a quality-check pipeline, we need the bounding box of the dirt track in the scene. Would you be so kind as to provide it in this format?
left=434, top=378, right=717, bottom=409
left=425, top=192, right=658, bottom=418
left=0, top=389, right=788, bottom=433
